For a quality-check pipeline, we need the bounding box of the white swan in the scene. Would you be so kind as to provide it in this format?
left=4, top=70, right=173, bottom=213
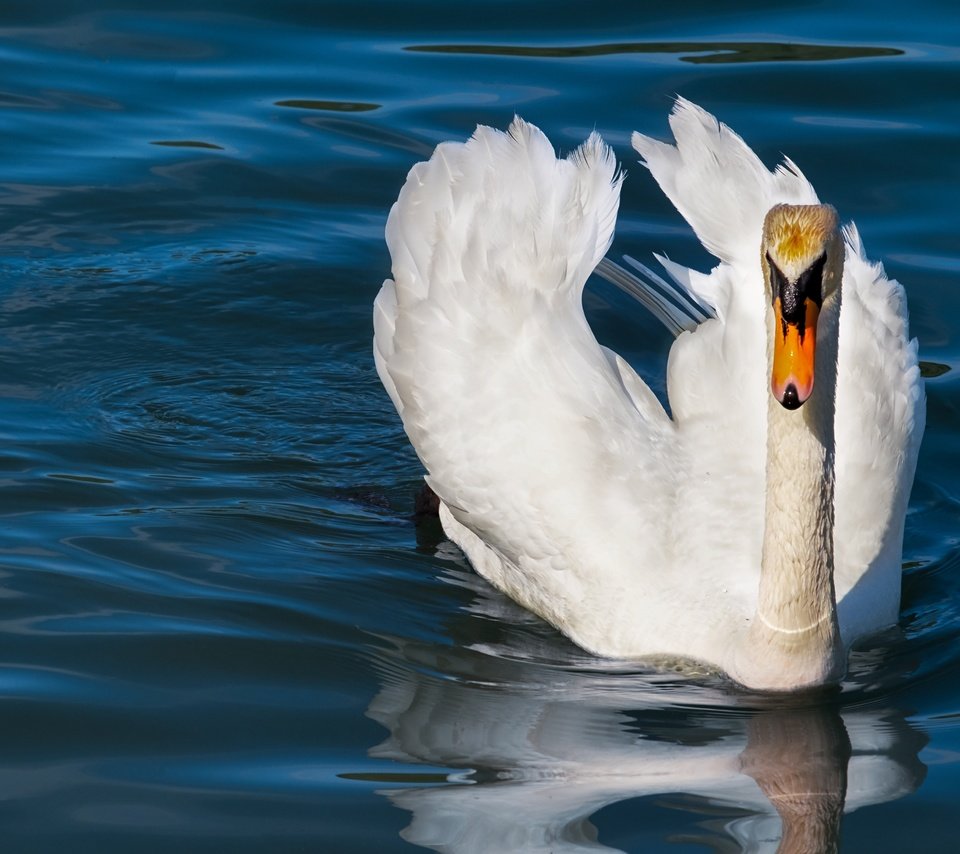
left=373, top=99, right=925, bottom=691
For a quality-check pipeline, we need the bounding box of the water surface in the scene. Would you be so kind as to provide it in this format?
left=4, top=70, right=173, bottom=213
left=0, top=2, right=958, bottom=851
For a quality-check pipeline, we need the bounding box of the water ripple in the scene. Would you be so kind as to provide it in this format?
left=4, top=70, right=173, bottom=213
left=0, top=2, right=954, bottom=850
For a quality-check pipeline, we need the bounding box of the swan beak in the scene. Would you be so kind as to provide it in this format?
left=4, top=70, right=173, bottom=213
left=771, top=298, right=819, bottom=409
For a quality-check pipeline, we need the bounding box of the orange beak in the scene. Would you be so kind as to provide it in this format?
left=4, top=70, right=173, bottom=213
left=771, top=298, right=819, bottom=409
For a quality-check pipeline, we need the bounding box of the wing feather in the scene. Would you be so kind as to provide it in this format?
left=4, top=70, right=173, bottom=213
left=632, top=97, right=818, bottom=267
left=374, top=119, right=680, bottom=651
left=833, top=225, right=926, bottom=640
left=374, top=101, right=926, bottom=667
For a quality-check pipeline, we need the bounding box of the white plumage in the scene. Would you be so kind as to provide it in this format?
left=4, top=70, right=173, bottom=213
left=374, top=99, right=925, bottom=690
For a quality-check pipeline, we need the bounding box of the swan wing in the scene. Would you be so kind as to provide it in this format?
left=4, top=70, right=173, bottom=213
left=627, top=100, right=822, bottom=594
left=630, top=99, right=820, bottom=432
left=631, top=97, right=818, bottom=272
left=834, top=226, right=926, bottom=641
left=374, top=120, right=681, bottom=652
left=630, top=100, right=925, bottom=646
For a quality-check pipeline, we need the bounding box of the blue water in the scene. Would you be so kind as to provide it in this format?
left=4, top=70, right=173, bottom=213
left=0, top=2, right=957, bottom=851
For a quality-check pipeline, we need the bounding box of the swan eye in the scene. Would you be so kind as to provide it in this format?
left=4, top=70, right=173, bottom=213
left=797, top=252, right=827, bottom=306
left=766, top=252, right=789, bottom=306
left=767, top=251, right=827, bottom=330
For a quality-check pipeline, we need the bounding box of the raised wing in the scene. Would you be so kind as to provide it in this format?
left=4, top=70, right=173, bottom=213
left=833, top=225, right=926, bottom=641
left=374, top=119, right=678, bottom=647
left=630, top=100, right=925, bottom=644
left=627, top=100, right=821, bottom=587
left=632, top=97, right=818, bottom=271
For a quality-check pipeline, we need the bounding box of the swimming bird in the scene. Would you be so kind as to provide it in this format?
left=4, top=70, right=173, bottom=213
left=373, top=100, right=925, bottom=691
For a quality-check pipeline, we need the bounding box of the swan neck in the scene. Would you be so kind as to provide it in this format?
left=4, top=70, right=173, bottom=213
left=740, top=291, right=844, bottom=689
left=759, top=362, right=837, bottom=634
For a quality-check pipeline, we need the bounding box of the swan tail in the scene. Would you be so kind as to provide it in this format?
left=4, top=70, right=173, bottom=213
left=631, top=97, right=819, bottom=267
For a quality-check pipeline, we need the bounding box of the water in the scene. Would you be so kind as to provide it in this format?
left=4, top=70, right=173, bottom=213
left=0, top=2, right=957, bottom=850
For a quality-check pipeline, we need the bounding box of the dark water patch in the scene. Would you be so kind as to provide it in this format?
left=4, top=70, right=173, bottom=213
left=275, top=98, right=380, bottom=112
left=150, top=140, right=225, bottom=150
left=406, top=40, right=905, bottom=64
left=921, top=361, right=951, bottom=378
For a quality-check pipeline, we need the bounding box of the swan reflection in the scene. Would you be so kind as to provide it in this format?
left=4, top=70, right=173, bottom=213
left=364, top=578, right=925, bottom=853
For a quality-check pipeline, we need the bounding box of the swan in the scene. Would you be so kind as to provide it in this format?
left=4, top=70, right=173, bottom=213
left=373, top=99, right=925, bottom=691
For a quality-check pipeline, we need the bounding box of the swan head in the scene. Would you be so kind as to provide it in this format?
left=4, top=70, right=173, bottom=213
left=761, top=204, right=843, bottom=410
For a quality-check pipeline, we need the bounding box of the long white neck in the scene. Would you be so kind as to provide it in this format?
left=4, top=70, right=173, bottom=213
left=735, top=292, right=846, bottom=690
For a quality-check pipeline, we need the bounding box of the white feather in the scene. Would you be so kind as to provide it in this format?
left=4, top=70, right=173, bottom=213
left=374, top=103, right=925, bottom=686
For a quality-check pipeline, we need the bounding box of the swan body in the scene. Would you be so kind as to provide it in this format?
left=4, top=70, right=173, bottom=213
left=373, top=100, right=925, bottom=690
